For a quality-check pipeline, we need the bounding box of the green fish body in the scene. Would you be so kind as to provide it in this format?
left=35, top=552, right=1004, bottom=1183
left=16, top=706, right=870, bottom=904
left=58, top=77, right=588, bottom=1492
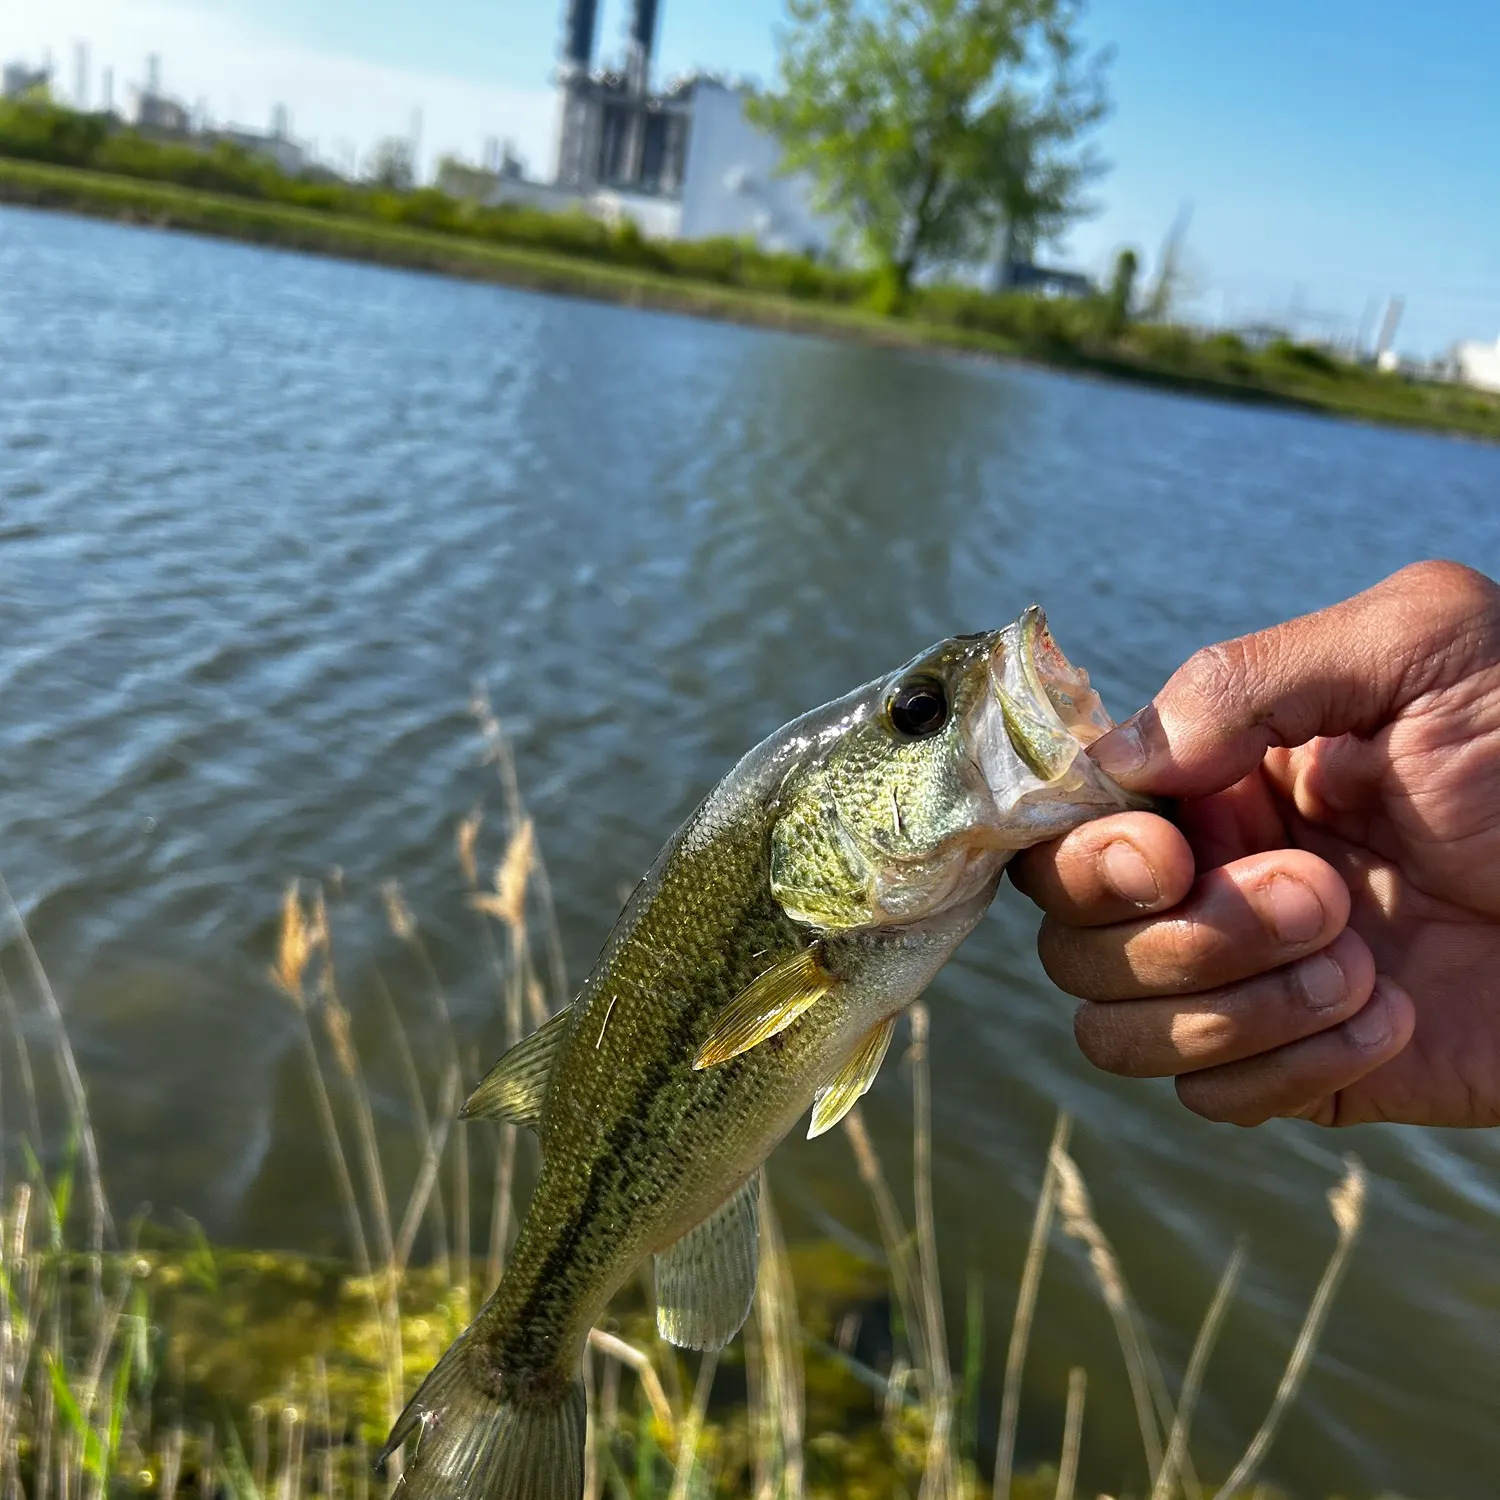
left=381, top=610, right=1144, bottom=1500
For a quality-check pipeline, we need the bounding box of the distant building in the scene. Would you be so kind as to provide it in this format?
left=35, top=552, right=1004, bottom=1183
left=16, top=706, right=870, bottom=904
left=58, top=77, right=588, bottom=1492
left=997, top=262, right=1094, bottom=298
left=135, top=88, right=191, bottom=136
left=1452, top=336, right=1500, bottom=394
left=217, top=128, right=306, bottom=175
left=217, top=108, right=307, bottom=176
left=2, top=61, right=51, bottom=100
left=678, top=81, right=837, bottom=256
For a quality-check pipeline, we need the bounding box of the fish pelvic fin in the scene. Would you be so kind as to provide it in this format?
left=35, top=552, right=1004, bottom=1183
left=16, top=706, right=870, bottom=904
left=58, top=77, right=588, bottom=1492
left=377, top=1333, right=586, bottom=1500
left=808, top=1013, right=897, bottom=1139
left=461, top=1004, right=573, bottom=1126
left=693, top=947, right=835, bottom=1070
left=654, top=1170, right=762, bottom=1351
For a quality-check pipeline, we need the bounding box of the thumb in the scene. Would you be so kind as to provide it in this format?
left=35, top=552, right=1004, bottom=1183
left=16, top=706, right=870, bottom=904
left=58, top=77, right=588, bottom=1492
left=1088, top=561, right=1500, bottom=799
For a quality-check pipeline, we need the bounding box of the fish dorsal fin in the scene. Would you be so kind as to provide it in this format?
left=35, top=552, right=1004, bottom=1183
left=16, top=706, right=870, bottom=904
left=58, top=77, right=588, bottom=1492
left=808, top=1013, right=897, bottom=1139
left=693, top=947, right=835, bottom=1070
left=654, top=1170, right=762, bottom=1351
left=460, top=1004, right=573, bottom=1127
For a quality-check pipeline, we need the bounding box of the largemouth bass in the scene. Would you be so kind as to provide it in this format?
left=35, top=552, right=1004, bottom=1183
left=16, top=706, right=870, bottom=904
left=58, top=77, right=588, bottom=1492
left=380, top=608, right=1144, bottom=1500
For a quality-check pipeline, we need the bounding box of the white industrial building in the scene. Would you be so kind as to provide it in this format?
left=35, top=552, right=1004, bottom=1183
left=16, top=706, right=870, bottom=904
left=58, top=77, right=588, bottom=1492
left=1452, top=336, right=1500, bottom=394
left=677, top=82, right=836, bottom=255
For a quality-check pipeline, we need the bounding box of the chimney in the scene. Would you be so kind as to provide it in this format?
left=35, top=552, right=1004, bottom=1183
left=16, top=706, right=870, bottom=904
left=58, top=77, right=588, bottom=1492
left=561, top=0, right=599, bottom=75
left=626, top=0, right=660, bottom=93
left=630, top=0, right=661, bottom=58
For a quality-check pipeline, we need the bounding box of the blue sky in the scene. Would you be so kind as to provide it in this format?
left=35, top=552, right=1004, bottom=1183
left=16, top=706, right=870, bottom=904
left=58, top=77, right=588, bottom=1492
left=10, top=0, right=1500, bottom=354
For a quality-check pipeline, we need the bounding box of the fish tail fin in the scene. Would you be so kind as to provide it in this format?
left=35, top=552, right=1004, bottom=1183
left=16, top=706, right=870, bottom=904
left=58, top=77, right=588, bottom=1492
left=377, top=1334, right=586, bottom=1500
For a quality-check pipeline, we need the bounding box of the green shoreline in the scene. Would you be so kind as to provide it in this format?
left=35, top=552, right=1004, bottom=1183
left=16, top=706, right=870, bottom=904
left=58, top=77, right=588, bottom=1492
left=6, top=154, right=1499, bottom=444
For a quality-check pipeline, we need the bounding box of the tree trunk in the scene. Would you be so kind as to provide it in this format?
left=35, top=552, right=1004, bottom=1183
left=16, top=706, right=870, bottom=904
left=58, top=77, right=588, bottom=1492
left=991, top=217, right=1020, bottom=294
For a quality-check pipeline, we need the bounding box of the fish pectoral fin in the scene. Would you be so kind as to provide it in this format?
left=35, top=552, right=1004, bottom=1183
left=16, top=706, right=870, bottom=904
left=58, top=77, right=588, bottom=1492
left=460, top=1004, right=573, bottom=1127
left=693, top=947, right=835, bottom=1070
left=808, top=1013, right=898, bottom=1140
left=654, top=1170, right=762, bottom=1351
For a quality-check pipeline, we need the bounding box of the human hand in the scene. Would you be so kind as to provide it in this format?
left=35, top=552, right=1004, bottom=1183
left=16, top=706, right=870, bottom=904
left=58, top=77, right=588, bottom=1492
left=1010, top=561, right=1500, bottom=1127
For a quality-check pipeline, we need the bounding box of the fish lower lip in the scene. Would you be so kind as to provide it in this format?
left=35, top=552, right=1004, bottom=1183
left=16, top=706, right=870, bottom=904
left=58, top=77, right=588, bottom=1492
left=994, top=609, right=1070, bottom=779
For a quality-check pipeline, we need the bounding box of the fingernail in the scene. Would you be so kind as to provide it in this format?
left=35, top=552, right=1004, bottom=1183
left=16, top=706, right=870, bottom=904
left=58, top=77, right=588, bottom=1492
left=1090, top=709, right=1152, bottom=777
left=1346, top=988, right=1391, bottom=1050
left=1099, top=841, right=1159, bottom=906
left=1266, top=875, right=1323, bottom=946
left=1294, top=952, right=1345, bottom=1013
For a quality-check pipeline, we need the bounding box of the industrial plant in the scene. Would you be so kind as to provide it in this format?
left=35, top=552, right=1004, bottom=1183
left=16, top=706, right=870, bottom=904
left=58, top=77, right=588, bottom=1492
left=461, top=0, right=835, bottom=256
left=555, top=0, right=690, bottom=196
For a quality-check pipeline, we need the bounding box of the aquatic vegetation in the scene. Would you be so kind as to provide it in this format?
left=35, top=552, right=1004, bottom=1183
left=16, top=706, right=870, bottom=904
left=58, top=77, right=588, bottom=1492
left=0, top=704, right=1387, bottom=1499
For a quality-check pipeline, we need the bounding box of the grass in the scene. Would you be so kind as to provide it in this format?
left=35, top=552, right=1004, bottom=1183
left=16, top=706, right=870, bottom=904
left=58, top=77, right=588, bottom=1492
left=0, top=698, right=1389, bottom=1499
left=4, top=149, right=1500, bottom=445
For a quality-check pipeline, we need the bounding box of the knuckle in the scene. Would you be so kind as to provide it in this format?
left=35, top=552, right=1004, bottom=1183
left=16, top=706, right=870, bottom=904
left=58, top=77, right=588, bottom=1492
left=1174, top=1072, right=1230, bottom=1122
left=1037, top=919, right=1099, bottom=996
left=1175, top=1073, right=1265, bottom=1127
left=1143, top=910, right=1227, bottom=989
left=1393, top=559, right=1500, bottom=616
left=1390, top=561, right=1500, bottom=682
left=1175, top=639, right=1251, bottom=709
left=1073, top=1004, right=1129, bottom=1074
left=1036, top=919, right=1075, bottom=989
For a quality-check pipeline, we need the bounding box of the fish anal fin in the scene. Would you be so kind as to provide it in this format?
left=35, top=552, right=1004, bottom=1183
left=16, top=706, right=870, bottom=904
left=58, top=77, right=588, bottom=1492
left=460, top=1005, right=573, bottom=1127
left=693, top=947, right=834, bottom=1070
left=808, top=1013, right=897, bottom=1139
left=654, top=1171, right=762, bottom=1351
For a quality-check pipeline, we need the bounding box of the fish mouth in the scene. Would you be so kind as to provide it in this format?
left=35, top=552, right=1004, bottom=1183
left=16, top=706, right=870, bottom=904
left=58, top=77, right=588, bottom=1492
left=968, top=606, right=1150, bottom=832
left=991, top=605, right=1118, bottom=780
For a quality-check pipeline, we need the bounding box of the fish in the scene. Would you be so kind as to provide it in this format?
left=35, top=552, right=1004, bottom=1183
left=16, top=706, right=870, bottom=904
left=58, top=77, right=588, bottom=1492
left=378, top=607, right=1147, bottom=1500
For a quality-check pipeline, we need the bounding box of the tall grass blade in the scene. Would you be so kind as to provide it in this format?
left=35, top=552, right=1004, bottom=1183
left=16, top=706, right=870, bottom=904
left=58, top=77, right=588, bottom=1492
left=0, top=874, right=112, bottom=1261
left=1054, top=1367, right=1086, bottom=1500
left=1152, top=1238, right=1247, bottom=1500
left=1210, top=1158, right=1366, bottom=1500
left=993, top=1112, right=1071, bottom=1500
left=1051, top=1142, right=1163, bottom=1486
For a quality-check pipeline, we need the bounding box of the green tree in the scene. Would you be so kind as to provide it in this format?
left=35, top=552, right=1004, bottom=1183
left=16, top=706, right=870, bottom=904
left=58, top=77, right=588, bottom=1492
left=365, top=136, right=415, bottom=191
left=981, top=28, right=1111, bottom=288
left=750, top=0, right=1112, bottom=300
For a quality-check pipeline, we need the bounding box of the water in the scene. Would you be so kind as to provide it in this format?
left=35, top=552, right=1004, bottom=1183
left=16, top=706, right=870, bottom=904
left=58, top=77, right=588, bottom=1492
left=4, top=204, right=1500, bottom=1498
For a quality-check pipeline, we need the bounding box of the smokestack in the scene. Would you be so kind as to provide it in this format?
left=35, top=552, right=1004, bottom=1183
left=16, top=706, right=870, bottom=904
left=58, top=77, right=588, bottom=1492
left=1374, top=296, right=1405, bottom=361
left=74, top=41, right=89, bottom=110
left=630, top=0, right=661, bottom=57
left=561, top=0, right=599, bottom=73
left=625, top=0, right=660, bottom=95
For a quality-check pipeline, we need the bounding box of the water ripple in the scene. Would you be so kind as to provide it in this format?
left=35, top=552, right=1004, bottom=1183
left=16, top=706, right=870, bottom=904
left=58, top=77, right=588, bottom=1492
left=3, top=205, right=1500, bottom=1498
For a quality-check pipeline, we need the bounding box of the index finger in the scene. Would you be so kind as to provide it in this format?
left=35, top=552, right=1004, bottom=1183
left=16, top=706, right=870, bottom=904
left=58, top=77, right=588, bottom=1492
left=1089, top=560, right=1500, bottom=797
left=1009, top=811, right=1194, bottom=927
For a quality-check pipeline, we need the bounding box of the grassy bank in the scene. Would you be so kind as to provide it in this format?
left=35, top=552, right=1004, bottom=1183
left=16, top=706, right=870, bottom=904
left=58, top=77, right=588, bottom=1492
left=3, top=148, right=1499, bottom=444
left=0, top=700, right=1395, bottom=1500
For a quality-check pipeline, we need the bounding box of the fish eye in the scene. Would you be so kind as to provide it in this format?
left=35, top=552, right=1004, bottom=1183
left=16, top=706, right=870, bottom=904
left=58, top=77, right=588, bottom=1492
left=888, top=677, right=949, bottom=739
